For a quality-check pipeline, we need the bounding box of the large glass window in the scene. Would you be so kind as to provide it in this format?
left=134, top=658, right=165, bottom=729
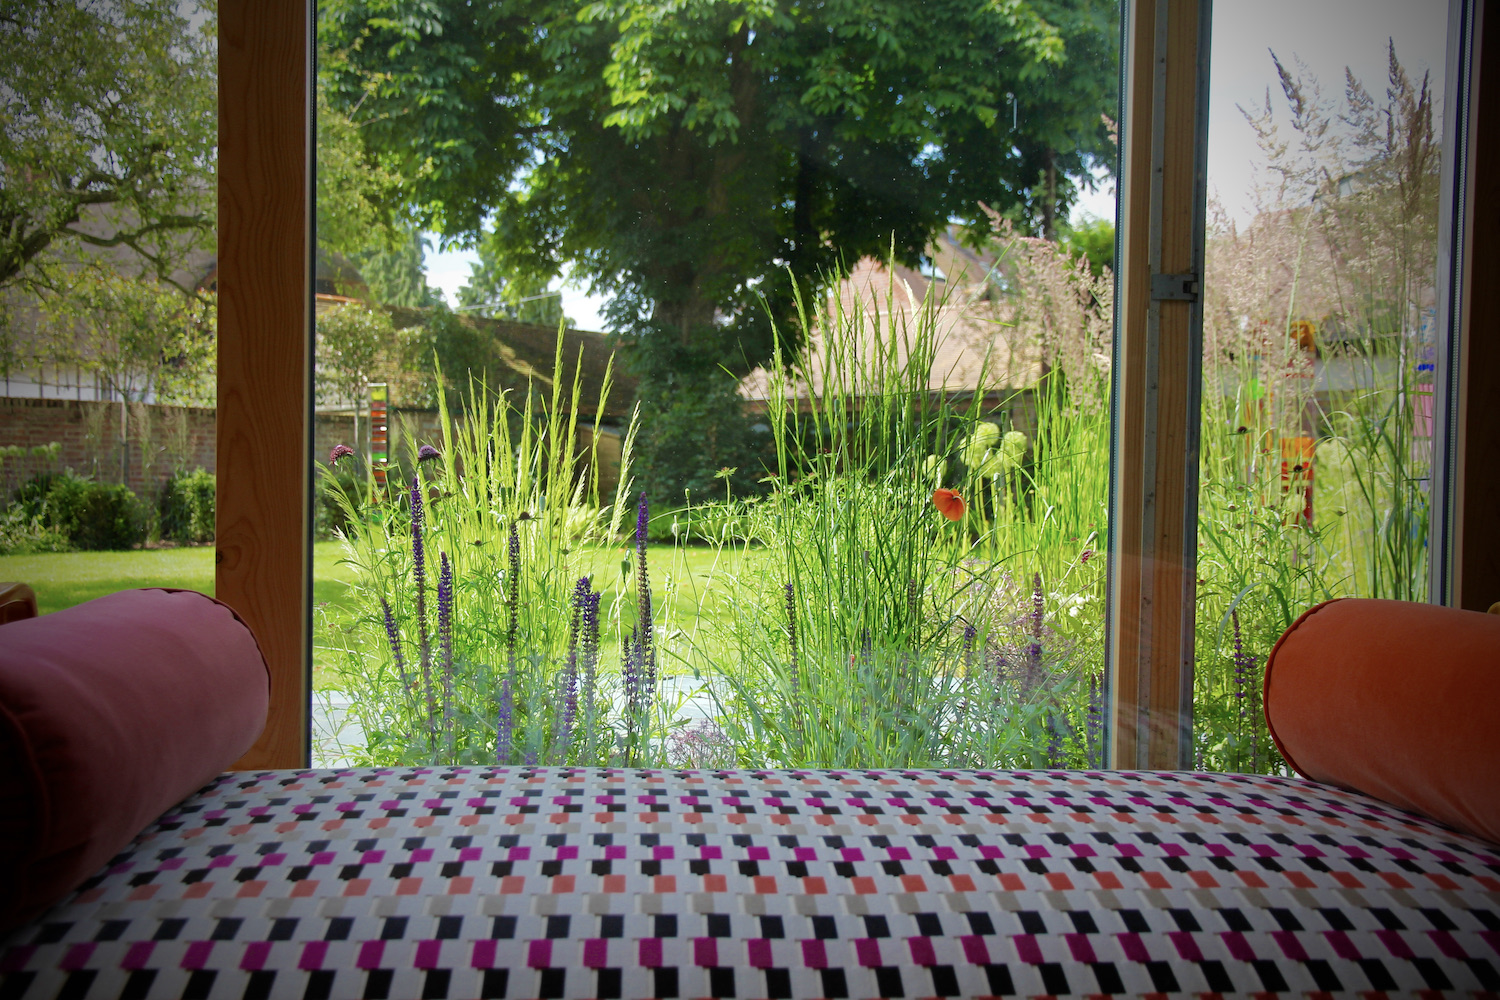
left=311, top=0, right=1121, bottom=768
left=0, top=4, right=217, bottom=615
left=1192, top=1, right=1447, bottom=772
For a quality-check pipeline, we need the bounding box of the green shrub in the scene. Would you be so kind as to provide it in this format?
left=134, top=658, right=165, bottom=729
left=72, top=483, right=145, bottom=550
left=159, top=468, right=216, bottom=543
left=0, top=505, right=72, bottom=555
left=13, top=471, right=92, bottom=541
left=12, top=472, right=145, bottom=550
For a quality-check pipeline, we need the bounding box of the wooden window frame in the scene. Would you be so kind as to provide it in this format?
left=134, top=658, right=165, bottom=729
left=219, top=0, right=313, bottom=769
left=217, top=1, right=1497, bottom=772
left=1106, top=0, right=1211, bottom=770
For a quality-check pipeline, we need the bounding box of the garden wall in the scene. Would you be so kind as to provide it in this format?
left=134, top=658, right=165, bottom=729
left=0, top=397, right=216, bottom=501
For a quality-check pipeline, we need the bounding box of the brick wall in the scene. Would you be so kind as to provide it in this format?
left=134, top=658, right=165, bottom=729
left=0, top=397, right=216, bottom=501
left=0, top=398, right=620, bottom=505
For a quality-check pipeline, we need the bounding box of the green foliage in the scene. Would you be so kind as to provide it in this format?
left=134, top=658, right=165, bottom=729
left=358, top=231, right=444, bottom=309
left=458, top=235, right=570, bottom=328
left=315, top=463, right=367, bottom=541
left=320, top=0, right=1117, bottom=371
left=393, top=305, right=499, bottom=412
left=0, top=506, right=71, bottom=556
left=1057, top=213, right=1115, bottom=279
left=636, top=367, right=771, bottom=521
left=686, top=273, right=1104, bottom=769
left=0, top=0, right=216, bottom=297
left=316, top=91, right=407, bottom=262
left=35, top=267, right=216, bottom=406
left=316, top=301, right=395, bottom=407
left=158, top=468, right=216, bottom=545
left=17, top=472, right=146, bottom=551
left=319, top=329, right=651, bottom=766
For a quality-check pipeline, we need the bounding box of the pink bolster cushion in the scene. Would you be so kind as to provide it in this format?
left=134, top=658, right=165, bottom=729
left=0, top=589, right=269, bottom=931
left=1264, top=597, right=1500, bottom=844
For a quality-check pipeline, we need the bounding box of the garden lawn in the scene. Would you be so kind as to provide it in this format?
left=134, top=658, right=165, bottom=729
left=313, top=539, right=769, bottom=694
left=1, top=543, right=361, bottom=685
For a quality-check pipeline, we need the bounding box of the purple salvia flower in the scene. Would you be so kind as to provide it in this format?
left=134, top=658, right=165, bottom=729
left=1231, top=610, right=1260, bottom=771
left=1030, top=573, right=1045, bottom=637
left=496, top=671, right=514, bottom=765
left=411, top=477, right=436, bottom=742
left=961, top=622, right=978, bottom=675
left=623, top=627, right=646, bottom=764
left=1044, top=711, right=1063, bottom=767
left=622, top=628, right=640, bottom=715
left=1024, top=573, right=1044, bottom=695
left=505, top=522, right=520, bottom=678
left=580, top=586, right=601, bottom=762
left=380, top=598, right=414, bottom=703
left=524, top=750, right=539, bottom=766
left=552, top=577, right=588, bottom=764
left=438, top=551, right=455, bottom=762
left=634, top=492, right=655, bottom=683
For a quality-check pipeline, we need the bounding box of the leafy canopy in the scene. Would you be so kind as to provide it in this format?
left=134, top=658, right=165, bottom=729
left=0, top=0, right=216, bottom=295
left=320, top=0, right=1116, bottom=371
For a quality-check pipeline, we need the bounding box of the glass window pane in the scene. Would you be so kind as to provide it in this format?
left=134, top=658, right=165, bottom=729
left=0, top=4, right=217, bottom=612
left=1194, top=2, right=1447, bottom=772
left=314, top=1, right=1120, bottom=769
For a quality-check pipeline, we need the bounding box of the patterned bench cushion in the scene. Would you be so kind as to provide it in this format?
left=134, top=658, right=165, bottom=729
left=2, top=767, right=1497, bottom=998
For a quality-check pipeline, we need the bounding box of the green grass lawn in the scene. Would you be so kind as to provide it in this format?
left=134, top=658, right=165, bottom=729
left=314, top=540, right=769, bottom=688
left=0, top=542, right=359, bottom=615
left=2, top=541, right=766, bottom=689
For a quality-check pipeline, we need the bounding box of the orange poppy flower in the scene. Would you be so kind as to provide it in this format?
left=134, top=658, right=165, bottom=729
left=932, top=488, right=965, bottom=521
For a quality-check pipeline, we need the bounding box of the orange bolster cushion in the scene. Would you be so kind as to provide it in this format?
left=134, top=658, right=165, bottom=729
left=0, top=589, right=270, bottom=932
left=1264, top=597, right=1500, bottom=844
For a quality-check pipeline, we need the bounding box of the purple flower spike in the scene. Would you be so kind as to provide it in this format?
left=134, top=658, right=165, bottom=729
left=411, top=477, right=434, bottom=739
left=417, top=444, right=441, bottom=462
left=438, top=552, right=455, bottom=759
left=1023, top=573, right=1044, bottom=694
left=634, top=492, right=655, bottom=686
left=329, top=444, right=354, bottom=465
left=784, top=581, right=799, bottom=685
left=505, top=523, right=520, bottom=675
left=380, top=598, right=413, bottom=701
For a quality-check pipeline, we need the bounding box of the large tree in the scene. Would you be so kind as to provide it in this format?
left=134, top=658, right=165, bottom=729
left=320, top=0, right=1116, bottom=374
left=0, top=0, right=217, bottom=295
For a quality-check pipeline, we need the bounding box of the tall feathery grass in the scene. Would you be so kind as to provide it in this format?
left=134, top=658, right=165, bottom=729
left=319, top=47, right=1435, bottom=775
left=318, top=330, right=680, bottom=766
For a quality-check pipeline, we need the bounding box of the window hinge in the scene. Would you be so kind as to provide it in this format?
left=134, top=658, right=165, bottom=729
left=1150, top=272, right=1200, bottom=302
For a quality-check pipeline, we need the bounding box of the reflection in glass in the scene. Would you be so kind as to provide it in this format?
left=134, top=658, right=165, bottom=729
left=0, top=3, right=217, bottom=609
left=1194, top=3, right=1445, bottom=772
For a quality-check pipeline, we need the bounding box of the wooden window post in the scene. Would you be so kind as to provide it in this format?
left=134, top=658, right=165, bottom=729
left=1107, top=0, right=1212, bottom=770
left=218, top=1, right=313, bottom=769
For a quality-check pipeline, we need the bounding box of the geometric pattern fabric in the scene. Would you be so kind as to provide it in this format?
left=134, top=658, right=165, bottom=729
left=2, top=767, right=1497, bottom=998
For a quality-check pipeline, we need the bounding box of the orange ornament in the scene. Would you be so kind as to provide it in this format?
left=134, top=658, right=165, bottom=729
left=932, top=488, right=965, bottom=521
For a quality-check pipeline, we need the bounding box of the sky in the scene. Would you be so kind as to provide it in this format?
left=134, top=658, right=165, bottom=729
left=421, top=1, right=1450, bottom=329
